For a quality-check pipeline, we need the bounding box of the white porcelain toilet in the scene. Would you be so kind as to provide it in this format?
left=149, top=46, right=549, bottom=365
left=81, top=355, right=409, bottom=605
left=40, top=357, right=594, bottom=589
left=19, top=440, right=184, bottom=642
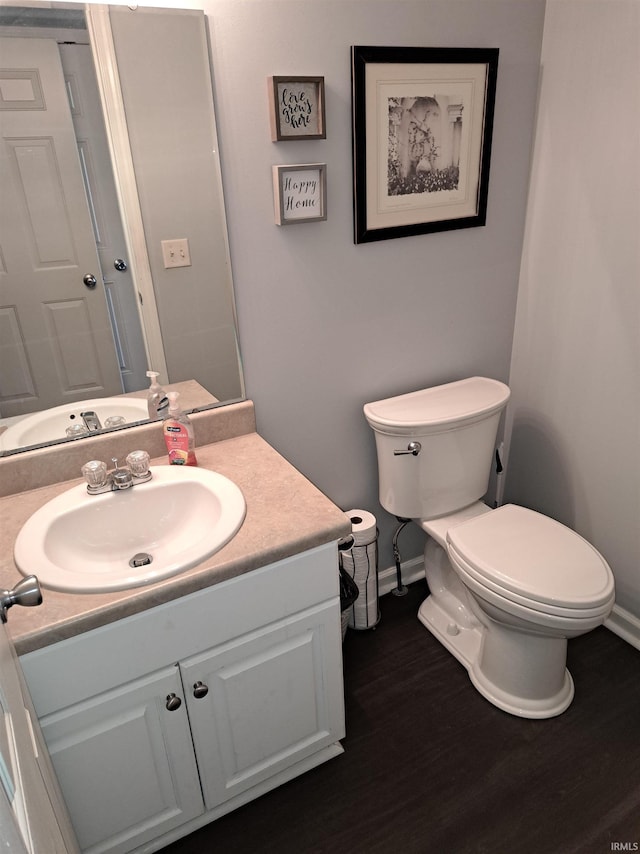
left=364, top=377, right=615, bottom=718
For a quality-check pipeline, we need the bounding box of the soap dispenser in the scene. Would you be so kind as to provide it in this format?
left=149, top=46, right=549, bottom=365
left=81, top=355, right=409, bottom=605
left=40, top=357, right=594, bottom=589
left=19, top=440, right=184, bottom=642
left=146, top=371, right=168, bottom=420
left=162, top=392, right=197, bottom=466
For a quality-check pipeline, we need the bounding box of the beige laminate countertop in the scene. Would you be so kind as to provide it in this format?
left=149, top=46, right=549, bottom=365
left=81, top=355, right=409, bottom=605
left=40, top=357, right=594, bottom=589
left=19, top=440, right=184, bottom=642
left=1, top=432, right=350, bottom=656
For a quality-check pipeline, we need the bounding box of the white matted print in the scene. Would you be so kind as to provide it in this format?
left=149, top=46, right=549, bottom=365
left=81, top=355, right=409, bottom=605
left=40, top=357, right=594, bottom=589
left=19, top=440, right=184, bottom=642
left=272, top=164, right=327, bottom=225
left=352, top=46, right=498, bottom=243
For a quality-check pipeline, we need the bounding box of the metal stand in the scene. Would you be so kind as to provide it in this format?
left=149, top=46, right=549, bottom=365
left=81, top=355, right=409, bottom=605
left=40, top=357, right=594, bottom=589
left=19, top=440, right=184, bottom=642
left=341, top=531, right=380, bottom=630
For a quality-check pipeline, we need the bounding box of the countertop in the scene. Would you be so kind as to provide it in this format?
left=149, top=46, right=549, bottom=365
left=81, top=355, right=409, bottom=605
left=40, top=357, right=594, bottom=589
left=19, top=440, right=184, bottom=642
left=1, top=432, right=350, bottom=656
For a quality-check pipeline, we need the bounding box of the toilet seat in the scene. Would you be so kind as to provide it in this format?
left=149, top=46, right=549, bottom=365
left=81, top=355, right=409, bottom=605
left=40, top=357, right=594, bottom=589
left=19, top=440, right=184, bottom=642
left=446, top=504, right=614, bottom=616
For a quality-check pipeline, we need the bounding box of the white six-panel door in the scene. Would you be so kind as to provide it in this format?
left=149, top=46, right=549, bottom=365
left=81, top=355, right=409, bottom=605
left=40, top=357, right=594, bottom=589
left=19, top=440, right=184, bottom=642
left=58, top=42, right=148, bottom=394
left=0, top=37, right=122, bottom=418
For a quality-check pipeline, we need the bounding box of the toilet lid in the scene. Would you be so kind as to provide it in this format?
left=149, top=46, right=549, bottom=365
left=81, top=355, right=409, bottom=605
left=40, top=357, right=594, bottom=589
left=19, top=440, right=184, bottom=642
left=446, top=504, right=614, bottom=610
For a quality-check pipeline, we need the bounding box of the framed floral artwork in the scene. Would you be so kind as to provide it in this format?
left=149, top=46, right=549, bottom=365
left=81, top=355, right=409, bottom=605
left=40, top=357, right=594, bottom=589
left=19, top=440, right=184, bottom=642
left=351, top=46, right=499, bottom=243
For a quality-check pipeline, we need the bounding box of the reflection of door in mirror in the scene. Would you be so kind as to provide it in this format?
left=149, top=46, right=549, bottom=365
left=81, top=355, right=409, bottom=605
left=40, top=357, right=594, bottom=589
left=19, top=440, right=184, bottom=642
left=59, top=41, right=148, bottom=394
left=0, top=36, right=140, bottom=417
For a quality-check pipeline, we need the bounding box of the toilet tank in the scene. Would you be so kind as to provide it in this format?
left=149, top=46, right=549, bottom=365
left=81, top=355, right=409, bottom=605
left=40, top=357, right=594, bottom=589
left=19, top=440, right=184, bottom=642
left=363, top=377, right=510, bottom=520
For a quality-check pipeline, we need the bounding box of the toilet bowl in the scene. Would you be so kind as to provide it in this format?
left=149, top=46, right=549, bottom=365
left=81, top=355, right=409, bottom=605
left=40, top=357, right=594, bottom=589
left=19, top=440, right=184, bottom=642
left=364, top=377, right=615, bottom=718
left=418, top=502, right=614, bottom=717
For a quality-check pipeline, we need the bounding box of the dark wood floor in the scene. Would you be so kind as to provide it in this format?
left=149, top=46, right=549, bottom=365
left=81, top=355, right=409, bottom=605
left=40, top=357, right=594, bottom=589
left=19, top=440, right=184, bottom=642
left=163, top=580, right=640, bottom=854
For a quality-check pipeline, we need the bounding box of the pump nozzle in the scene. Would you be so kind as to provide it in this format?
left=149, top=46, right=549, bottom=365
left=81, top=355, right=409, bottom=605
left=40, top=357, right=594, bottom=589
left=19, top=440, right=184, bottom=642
left=166, top=391, right=180, bottom=415
left=146, top=371, right=168, bottom=419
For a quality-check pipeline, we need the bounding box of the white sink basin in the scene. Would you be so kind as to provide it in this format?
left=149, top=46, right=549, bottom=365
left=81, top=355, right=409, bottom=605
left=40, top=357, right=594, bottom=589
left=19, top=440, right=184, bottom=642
left=14, top=467, right=246, bottom=593
left=0, top=397, right=149, bottom=451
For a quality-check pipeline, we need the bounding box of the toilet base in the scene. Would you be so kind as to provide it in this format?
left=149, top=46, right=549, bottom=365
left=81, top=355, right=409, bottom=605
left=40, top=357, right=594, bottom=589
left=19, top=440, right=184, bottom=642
left=418, top=594, right=575, bottom=719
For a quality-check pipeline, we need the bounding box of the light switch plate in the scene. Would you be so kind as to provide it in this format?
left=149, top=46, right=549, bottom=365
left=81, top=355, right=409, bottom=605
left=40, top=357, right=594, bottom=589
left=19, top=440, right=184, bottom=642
left=161, top=238, right=191, bottom=269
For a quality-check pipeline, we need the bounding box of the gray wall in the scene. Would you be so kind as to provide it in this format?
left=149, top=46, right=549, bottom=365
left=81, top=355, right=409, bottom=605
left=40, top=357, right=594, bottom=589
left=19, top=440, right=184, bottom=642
left=505, top=0, right=640, bottom=627
left=206, top=0, right=546, bottom=565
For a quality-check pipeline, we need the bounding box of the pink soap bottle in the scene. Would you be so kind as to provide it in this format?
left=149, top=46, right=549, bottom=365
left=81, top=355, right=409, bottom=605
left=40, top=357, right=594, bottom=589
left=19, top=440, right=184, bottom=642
left=162, top=392, right=197, bottom=466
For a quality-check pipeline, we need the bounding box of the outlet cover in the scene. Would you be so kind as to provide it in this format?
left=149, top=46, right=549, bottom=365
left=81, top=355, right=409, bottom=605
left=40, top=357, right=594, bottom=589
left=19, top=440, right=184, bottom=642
left=161, top=238, right=191, bottom=269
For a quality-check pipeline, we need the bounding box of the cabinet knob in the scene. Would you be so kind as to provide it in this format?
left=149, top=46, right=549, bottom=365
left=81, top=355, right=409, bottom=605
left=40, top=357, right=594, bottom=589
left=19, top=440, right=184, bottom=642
left=193, top=681, right=209, bottom=699
left=165, top=693, right=182, bottom=711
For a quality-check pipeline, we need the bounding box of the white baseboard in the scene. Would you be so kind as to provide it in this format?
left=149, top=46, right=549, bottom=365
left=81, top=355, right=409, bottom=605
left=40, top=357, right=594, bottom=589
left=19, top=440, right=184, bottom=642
left=378, top=556, right=425, bottom=597
left=606, top=604, right=640, bottom=652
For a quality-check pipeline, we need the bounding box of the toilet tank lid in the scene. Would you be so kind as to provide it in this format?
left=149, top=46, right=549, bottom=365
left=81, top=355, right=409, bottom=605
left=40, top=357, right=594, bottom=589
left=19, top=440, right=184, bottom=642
left=363, top=377, right=510, bottom=434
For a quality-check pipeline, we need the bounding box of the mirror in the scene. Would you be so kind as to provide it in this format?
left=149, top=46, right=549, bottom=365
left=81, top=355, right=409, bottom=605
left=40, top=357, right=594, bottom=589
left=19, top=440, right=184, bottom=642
left=0, top=2, right=244, bottom=456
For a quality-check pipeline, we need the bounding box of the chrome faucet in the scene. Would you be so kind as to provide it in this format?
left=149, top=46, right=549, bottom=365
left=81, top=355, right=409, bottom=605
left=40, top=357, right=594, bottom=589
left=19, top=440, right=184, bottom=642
left=81, top=451, right=152, bottom=495
left=110, top=459, right=134, bottom=490
left=81, top=410, right=102, bottom=432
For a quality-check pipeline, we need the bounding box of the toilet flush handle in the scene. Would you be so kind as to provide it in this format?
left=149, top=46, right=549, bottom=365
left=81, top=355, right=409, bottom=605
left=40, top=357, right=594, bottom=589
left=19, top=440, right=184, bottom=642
left=393, top=441, right=421, bottom=456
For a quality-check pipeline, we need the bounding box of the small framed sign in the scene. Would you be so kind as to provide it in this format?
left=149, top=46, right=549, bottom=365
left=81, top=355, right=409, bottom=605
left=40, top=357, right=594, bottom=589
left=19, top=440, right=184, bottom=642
left=272, top=163, right=327, bottom=225
left=268, top=76, right=326, bottom=141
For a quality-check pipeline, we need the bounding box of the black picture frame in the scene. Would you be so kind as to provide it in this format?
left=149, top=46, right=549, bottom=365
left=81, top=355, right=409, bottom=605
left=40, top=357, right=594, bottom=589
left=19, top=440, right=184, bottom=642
left=351, top=46, right=499, bottom=244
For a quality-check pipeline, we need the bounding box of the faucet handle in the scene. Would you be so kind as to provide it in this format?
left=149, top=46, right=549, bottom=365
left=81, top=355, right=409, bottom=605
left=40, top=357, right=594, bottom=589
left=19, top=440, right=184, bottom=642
left=126, top=450, right=151, bottom=477
left=81, top=460, right=108, bottom=488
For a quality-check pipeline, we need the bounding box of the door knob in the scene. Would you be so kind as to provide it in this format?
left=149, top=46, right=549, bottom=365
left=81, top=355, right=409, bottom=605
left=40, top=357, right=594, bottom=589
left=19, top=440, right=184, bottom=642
left=83, top=273, right=97, bottom=289
left=113, top=259, right=128, bottom=272
left=165, top=693, right=182, bottom=711
left=0, top=575, right=43, bottom=623
left=193, top=681, right=209, bottom=699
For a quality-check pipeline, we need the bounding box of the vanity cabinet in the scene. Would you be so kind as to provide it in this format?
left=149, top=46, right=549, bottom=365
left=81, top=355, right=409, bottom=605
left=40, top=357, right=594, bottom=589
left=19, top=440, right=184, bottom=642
left=20, top=543, right=345, bottom=854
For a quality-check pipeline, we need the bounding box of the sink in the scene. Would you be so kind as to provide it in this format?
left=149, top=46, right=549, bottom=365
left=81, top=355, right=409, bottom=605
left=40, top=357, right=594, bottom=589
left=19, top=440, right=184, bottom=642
left=14, top=467, right=246, bottom=593
left=0, top=397, right=149, bottom=451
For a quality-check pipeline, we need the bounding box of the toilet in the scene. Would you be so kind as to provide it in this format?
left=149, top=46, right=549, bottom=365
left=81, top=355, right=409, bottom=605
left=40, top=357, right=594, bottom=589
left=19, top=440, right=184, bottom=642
left=364, top=377, right=615, bottom=718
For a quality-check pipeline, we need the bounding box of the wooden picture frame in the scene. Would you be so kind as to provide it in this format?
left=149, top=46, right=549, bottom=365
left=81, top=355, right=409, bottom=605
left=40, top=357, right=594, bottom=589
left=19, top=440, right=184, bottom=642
left=351, top=46, right=499, bottom=244
left=268, top=76, right=326, bottom=141
left=272, top=164, right=327, bottom=225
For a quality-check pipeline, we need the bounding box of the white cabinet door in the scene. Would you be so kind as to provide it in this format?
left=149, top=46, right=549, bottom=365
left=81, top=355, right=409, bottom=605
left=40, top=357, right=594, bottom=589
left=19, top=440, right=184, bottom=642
left=39, top=665, right=203, bottom=854
left=182, top=600, right=345, bottom=810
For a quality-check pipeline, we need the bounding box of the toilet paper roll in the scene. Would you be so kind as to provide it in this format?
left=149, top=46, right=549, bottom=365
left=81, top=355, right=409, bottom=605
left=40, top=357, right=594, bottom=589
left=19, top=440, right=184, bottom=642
left=346, top=509, right=377, bottom=546
left=342, top=509, right=379, bottom=629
